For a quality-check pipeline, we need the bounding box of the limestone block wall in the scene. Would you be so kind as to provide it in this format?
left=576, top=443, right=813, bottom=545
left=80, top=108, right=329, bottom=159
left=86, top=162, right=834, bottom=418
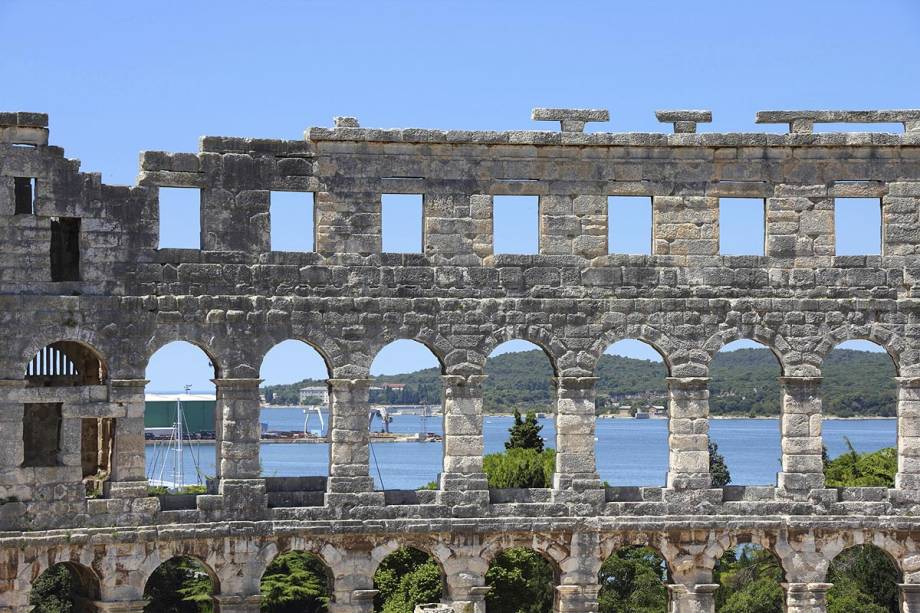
left=2, top=108, right=920, bottom=612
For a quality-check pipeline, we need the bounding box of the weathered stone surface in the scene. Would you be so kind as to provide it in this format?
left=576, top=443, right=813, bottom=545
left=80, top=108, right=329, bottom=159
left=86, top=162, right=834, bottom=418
left=4, top=110, right=920, bottom=611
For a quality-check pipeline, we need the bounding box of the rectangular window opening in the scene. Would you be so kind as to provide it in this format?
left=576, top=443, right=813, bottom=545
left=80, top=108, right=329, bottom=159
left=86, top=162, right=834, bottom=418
left=270, top=191, right=315, bottom=252
left=835, top=197, right=882, bottom=255
left=719, top=198, right=765, bottom=255
left=381, top=193, right=423, bottom=253
left=22, top=403, right=62, bottom=467
left=608, top=196, right=652, bottom=255
left=50, top=217, right=80, bottom=282
left=158, top=187, right=201, bottom=249
left=14, top=177, right=36, bottom=214
left=493, top=195, right=539, bottom=254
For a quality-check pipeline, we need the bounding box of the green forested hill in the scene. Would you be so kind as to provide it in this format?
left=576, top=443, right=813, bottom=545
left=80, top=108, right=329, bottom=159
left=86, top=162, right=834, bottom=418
left=263, top=348, right=897, bottom=417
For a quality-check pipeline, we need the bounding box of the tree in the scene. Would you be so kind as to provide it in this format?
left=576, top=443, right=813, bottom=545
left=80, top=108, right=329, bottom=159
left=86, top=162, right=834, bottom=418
left=144, top=558, right=214, bottom=613
left=485, top=548, right=555, bottom=613
left=709, top=441, right=731, bottom=487
left=713, top=547, right=783, bottom=613
left=261, top=552, right=330, bottom=613
left=29, top=564, right=94, bottom=613
left=483, top=448, right=556, bottom=489
left=824, top=441, right=896, bottom=488
left=506, top=409, right=544, bottom=452
left=827, top=546, right=900, bottom=613
left=597, top=547, right=668, bottom=613
left=373, top=548, right=443, bottom=613
left=826, top=577, right=888, bottom=613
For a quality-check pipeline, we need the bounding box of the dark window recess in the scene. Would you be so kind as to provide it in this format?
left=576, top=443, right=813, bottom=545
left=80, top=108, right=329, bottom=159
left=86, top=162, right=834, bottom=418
left=22, top=403, right=62, bottom=467
left=50, top=217, right=81, bottom=282
left=14, top=177, right=36, bottom=214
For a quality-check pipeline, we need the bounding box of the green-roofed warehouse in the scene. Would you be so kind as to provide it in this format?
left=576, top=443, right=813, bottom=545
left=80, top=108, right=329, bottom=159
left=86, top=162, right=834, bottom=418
left=144, top=393, right=216, bottom=433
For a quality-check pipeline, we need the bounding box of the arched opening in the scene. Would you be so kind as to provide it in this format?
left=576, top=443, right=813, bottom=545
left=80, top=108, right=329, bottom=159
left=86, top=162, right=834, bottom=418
left=145, top=342, right=218, bottom=496
left=709, top=339, right=783, bottom=486
left=483, top=340, right=556, bottom=489
left=827, top=544, right=901, bottom=612
left=595, top=340, right=669, bottom=486
left=23, top=341, right=111, bottom=496
left=373, top=546, right=445, bottom=613
left=713, top=543, right=784, bottom=612
left=260, top=550, right=333, bottom=613
left=368, top=339, right=444, bottom=491
left=485, top=547, right=557, bottom=613
left=823, top=340, right=897, bottom=488
left=598, top=545, right=669, bottom=613
left=259, top=340, right=331, bottom=507
left=29, top=562, right=100, bottom=613
left=143, top=556, right=217, bottom=612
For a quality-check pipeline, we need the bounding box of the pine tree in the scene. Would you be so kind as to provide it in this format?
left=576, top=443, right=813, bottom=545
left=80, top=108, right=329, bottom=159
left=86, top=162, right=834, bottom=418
left=505, top=409, right=544, bottom=452
left=709, top=441, right=731, bottom=487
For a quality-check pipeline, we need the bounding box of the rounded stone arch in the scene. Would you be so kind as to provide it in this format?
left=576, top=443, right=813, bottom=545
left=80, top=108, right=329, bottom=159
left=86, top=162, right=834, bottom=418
left=370, top=537, right=455, bottom=577
left=701, top=326, right=793, bottom=376
left=254, top=336, right=337, bottom=380
left=477, top=533, right=568, bottom=576
left=363, top=330, right=450, bottom=376
left=256, top=542, right=337, bottom=603
left=597, top=532, right=674, bottom=580
left=706, top=530, right=789, bottom=581
left=21, top=337, right=109, bottom=385
left=476, top=325, right=565, bottom=376
left=143, top=331, right=223, bottom=379
left=585, top=326, right=677, bottom=377
left=28, top=559, right=102, bottom=602
left=820, top=530, right=907, bottom=578
left=19, top=333, right=109, bottom=381
left=816, top=324, right=904, bottom=376
left=139, top=550, right=222, bottom=596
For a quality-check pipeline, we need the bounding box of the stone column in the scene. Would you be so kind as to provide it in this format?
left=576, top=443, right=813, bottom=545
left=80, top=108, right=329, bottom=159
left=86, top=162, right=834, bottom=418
left=900, top=584, right=920, bottom=612
left=104, top=379, right=148, bottom=499
left=330, top=589, right=377, bottom=613
left=777, top=377, right=825, bottom=498
left=556, top=584, right=599, bottom=613
left=553, top=377, right=604, bottom=501
left=438, top=375, right=489, bottom=507
left=212, top=594, right=262, bottom=613
left=896, top=378, right=920, bottom=491
left=783, top=582, right=831, bottom=613
left=0, top=380, right=25, bottom=472
left=666, top=584, right=718, bottom=613
left=666, top=378, right=711, bottom=490
left=213, top=378, right=266, bottom=519
left=326, top=379, right=383, bottom=506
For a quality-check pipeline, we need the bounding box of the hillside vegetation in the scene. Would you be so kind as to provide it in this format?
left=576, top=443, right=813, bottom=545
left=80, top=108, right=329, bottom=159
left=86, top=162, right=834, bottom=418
left=263, top=348, right=897, bottom=417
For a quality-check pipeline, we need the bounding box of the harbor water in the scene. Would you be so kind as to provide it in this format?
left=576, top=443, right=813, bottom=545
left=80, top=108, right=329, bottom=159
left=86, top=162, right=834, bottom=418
left=145, top=408, right=897, bottom=490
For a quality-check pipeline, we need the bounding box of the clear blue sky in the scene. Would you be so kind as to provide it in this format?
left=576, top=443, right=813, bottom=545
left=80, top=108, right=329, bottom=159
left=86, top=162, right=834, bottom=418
left=3, top=1, right=910, bottom=390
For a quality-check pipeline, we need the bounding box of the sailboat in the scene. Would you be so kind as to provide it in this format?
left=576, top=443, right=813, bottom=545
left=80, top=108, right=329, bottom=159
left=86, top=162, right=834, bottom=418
left=146, top=385, right=206, bottom=491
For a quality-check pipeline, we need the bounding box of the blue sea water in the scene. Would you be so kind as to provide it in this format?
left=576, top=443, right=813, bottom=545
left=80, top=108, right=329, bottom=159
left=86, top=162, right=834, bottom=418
left=145, top=408, right=897, bottom=490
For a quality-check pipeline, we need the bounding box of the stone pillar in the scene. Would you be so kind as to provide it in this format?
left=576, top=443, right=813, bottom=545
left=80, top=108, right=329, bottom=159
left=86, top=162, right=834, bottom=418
left=553, top=377, right=604, bottom=500
left=445, top=584, right=490, bottom=613
left=214, top=378, right=266, bottom=519
left=326, top=379, right=383, bottom=506
left=783, top=582, right=831, bottom=613
left=556, top=584, right=599, bottom=613
left=0, top=380, right=25, bottom=472
left=424, top=193, right=487, bottom=263
left=652, top=196, right=719, bottom=259
left=331, top=589, right=377, bottom=613
left=212, top=594, right=262, bottom=613
left=104, top=379, right=148, bottom=499
left=92, top=601, right=147, bottom=613
left=666, top=378, right=711, bottom=490
left=314, top=191, right=381, bottom=254
left=896, top=378, right=920, bottom=491
left=214, top=378, right=263, bottom=480
left=900, top=583, right=920, bottom=612
left=539, top=195, right=607, bottom=258
left=777, top=377, right=825, bottom=498
left=438, top=375, right=489, bottom=508
left=666, top=584, right=718, bottom=613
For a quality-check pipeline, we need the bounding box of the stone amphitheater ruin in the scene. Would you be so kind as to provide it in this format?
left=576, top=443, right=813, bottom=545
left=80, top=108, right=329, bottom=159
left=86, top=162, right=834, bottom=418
left=3, top=107, right=920, bottom=612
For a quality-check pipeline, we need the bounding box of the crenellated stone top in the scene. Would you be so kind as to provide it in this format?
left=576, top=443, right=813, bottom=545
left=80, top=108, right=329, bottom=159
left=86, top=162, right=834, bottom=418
left=756, top=109, right=920, bottom=133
